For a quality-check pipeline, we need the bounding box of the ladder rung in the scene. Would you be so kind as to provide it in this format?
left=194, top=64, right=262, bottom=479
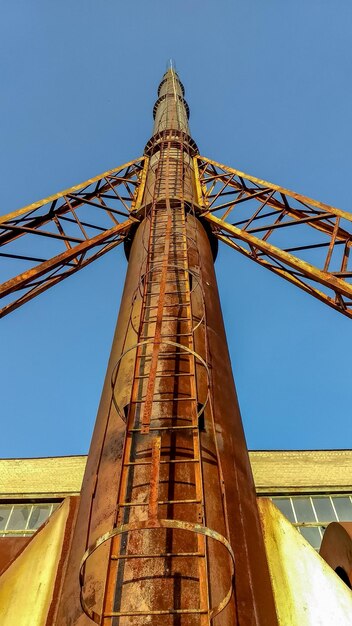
left=148, top=253, right=188, bottom=257
left=144, top=278, right=189, bottom=284
left=142, top=317, right=192, bottom=323
left=128, top=425, right=198, bottom=432
left=131, top=397, right=197, bottom=404
left=151, top=227, right=184, bottom=232
left=145, top=267, right=187, bottom=273
left=151, top=221, right=183, bottom=225
left=111, top=551, right=204, bottom=560
left=140, top=319, right=192, bottom=326
left=144, top=283, right=189, bottom=289
left=143, top=302, right=190, bottom=309
left=147, top=259, right=188, bottom=265
left=123, top=458, right=199, bottom=466
left=140, top=326, right=193, bottom=332
left=134, top=372, right=192, bottom=380
left=145, top=291, right=190, bottom=296
left=156, top=250, right=188, bottom=254
left=152, top=222, right=185, bottom=226
left=150, top=242, right=187, bottom=246
left=147, top=417, right=193, bottom=423
left=148, top=239, right=187, bottom=245
left=150, top=219, right=184, bottom=224
left=151, top=234, right=185, bottom=240
left=151, top=244, right=186, bottom=249
left=139, top=333, right=193, bottom=340
left=120, top=499, right=200, bottom=507
left=134, top=356, right=191, bottom=365
left=144, top=286, right=190, bottom=296
left=144, top=261, right=185, bottom=270
left=136, top=351, right=192, bottom=359
left=103, top=608, right=207, bottom=617
left=151, top=235, right=185, bottom=240
left=162, top=248, right=187, bottom=251
left=151, top=224, right=184, bottom=228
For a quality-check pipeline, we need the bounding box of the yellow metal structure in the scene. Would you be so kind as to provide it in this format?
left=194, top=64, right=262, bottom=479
left=0, top=498, right=77, bottom=625
left=258, top=498, right=352, bottom=625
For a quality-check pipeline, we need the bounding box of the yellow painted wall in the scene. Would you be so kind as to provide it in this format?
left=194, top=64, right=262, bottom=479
left=0, top=456, right=85, bottom=498
left=259, top=498, right=352, bottom=625
left=0, top=498, right=71, bottom=625
left=253, top=450, right=352, bottom=493
left=1, top=451, right=352, bottom=499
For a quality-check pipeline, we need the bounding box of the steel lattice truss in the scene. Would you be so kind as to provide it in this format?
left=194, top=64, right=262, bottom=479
left=0, top=158, right=145, bottom=317
left=194, top=156, right=352, bottom=318
left=1, top=153, right=352, bottom=318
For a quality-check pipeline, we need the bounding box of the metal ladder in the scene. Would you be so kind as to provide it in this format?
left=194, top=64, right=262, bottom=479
left=79, top=140, right=235, bottom=625
left=105, top=197, right=209, bottom=622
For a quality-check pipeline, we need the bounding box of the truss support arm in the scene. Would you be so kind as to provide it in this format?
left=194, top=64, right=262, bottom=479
left=0, top=157, right=146, bottom=226
left=205, top=213, right=352, bottom=299
left=0, top=157, right=148, bottom=317
left=0, top=219, right=135, bottom=318
left=196, top=156, right=352, bottom=224
left=0, top=219, right=135, bottom=300
left=194, top=155, right=352, bottom=318
left=204, top=212, right=352, bottom=317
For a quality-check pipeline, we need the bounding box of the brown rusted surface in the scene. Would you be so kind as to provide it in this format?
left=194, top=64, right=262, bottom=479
left=319, top=522, right=352, bottom=587
left=45, top=496, right=80, bottom=626
left=0, top=537, right=31, bottom=575
left=190, top=214, right=278, bottom=625
left=149, top=437, right=161, bottom=520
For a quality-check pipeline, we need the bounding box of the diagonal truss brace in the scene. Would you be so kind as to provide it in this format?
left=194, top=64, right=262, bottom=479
left=194, top=156, right=352, bottom=318
left=0, top=157, right=148, bottom=317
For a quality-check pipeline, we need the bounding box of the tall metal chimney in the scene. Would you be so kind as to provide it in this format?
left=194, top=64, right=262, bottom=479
left=55, top=67, right=278, bottom=626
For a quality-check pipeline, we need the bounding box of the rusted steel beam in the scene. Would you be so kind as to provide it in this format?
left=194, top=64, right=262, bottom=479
left=0, top=222, right=84, bottom=243
left=204, top=212, right=352, bottom=316
left=0, top=219, right=134, bottom=298
left=0, top=220, right=135, bottom=317
left=196, top=156, right=352, bottom=245
left=0, top=239, right=124, bottom=318
left=216, top=232, right=352, bottom=317
left=196, top=155, right=352, bottom=223
left=0, top=157, right=145, bottom=225
left=0, top=159, right=144, bottom=254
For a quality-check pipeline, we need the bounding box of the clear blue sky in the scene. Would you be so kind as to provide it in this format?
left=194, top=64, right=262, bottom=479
left=1, top=0, right=351, bottom=457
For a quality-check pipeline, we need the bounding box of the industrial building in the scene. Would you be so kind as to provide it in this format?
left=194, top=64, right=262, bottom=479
left=1, top=450, right=352, bottom=553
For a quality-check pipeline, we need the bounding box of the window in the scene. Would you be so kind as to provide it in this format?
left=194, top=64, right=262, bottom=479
left=271, top=495, right=352, bottom=550
left=0, top=502, right=60, bottom=537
